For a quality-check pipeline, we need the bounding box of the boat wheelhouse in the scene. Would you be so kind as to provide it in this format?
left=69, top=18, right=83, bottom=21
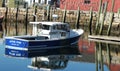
left=30, top=22, right=70, bottom=39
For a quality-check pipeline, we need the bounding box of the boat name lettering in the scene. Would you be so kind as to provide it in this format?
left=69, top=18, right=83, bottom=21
left=9, top=52, right=21, bottom=56
left=9, top=40, right=23, bottom=46
left=9, top=52, right=15, bottom=56
left=9, top=40, right=22, bottom=44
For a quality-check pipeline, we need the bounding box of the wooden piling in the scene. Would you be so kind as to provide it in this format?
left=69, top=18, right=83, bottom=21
left=25, top=7, right=28, bottom=35
left=107, top=0, right=115, bottom=36
left=107, top=13, right=114, bottom=36
left=50, top=9, right=52, bottom=21
left=33, top=5, right=37, bottom=21
left=15, top=2, right=19, bottom=36
left=99, top=2, right=108, bottom=35
left=47, top=5, right=50, bottom=21
left=4, top=7, right=8, bottom=36
left=95, top=0, right=102, bottom=35
left=88, top=7, right=93, bottom=35
left=75, top=7, right=80, bottom=29
left=63, top=5, right=67, bottom=23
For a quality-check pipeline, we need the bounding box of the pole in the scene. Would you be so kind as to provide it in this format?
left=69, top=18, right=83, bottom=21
left=4, top=7, right=8, bottom=36
left=33, top=5, right=37, bottom=21
left=47, top=5, right=50, bottom=21
left=107, top=13, right=114, bottom=36
left=15, top=1, right=19, bottom=36
left=75, top=7, right=80, bottom=29
left=25, top=5, right=28, bottom=35
left=99, top=2, right=108, bottom=35
left=63, top=5, right=66, bottom=23
left=95, top=0, right=102, bottom=34
left=88, top=7, right=93, bottom=35
left=107, top=0, right=115, bottom=36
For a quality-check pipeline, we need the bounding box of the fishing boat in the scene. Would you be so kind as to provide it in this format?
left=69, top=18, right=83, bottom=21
left=5, top=22, right=84, bottom=57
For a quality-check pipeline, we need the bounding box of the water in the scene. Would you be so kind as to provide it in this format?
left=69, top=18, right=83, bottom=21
left=0, top=41, right=31, bottom=71
left=0, top=39, right=111, bottom=71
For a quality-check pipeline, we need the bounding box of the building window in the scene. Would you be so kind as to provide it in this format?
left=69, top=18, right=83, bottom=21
left=84, top=0, right=91, bottom=4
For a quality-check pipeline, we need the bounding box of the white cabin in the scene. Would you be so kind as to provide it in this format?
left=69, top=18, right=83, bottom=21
left=30, top=22, right=70, bottom=39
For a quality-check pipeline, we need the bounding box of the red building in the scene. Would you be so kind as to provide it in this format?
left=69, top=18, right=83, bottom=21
left=60, top=0, right=120, bottom=12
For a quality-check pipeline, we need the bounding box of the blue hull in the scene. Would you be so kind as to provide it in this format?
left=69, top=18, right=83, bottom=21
left=5, top=36, right=80, bottom=57
left=5, top=46, right=80, bottom=57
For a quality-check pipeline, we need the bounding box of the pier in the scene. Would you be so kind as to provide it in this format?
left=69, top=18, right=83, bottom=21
left=88, top=35, right=120, bottom=45
left=88, top=0, right=119, bottom=46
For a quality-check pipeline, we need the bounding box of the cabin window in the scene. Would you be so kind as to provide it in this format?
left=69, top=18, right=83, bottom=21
left=61, top=32, right=66, bottom=36
left=42, top=25, right=50, bottom=30
left=53, top=25, right=56, bottom=30
left=53, top=24, right=68, bottom=31
left=84, top=0, right=91, bottom=4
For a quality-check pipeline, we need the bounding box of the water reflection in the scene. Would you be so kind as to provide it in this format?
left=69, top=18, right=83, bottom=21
left=28, top=46, right=81, bottom=57
left=27, top=40, right=96, bottom=71
left=95, top=42, right=120, bottom=71
left=27, top=46, right=81, bottom=70
left=29, top=55, right=76, bottom=70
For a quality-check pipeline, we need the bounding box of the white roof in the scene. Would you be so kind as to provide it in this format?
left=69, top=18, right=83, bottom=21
left=29, top=22, right=68, bottom=26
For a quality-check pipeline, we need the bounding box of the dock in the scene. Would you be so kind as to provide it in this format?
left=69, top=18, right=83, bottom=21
left=88, top=35, right=120, bottom=45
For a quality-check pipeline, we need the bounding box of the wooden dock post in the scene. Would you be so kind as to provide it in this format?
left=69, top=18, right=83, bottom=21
left=50, top=9, right=52, bottom=21
left=107, top=0, right=115, bottom=36
left=63, top=5, right=66, bottom=23
left=4, top=7, right=8, bottom=36
left=75, top=7, right=80, bottom=29
left=107, top=13, right=114, bottom=36
left=25, top=7, right=28, bottom=35
left=88, top=7, right=93, bottom=35
left=99, top=2, right=108, bottom=35
left=47, top=5, right=50, bottom=21
left=15, top=1, right=19, bottom=36
left=33, top=5, right=37, bottom=21
left=95, top=0, right=102, bottom=34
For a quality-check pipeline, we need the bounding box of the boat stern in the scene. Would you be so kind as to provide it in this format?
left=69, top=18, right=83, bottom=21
left=5, top=37, right=29, bottom=57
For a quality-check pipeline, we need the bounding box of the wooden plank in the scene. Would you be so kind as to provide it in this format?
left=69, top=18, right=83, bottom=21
left=88, top=35, right=120, bottom=45
left=89, top=38, right=120, bottom=45
left=88, top=35, right=120, bottom=41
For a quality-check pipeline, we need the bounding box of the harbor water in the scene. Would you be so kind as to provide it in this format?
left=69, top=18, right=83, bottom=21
left=0, top=38, right=112, bottom=71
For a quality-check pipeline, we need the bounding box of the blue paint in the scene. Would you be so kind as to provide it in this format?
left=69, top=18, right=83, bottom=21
left=5, top=48, right=28, bottom=57
left=5, top=35, right=79, bottom=49
left=5, top=38, right=29, bottom=47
